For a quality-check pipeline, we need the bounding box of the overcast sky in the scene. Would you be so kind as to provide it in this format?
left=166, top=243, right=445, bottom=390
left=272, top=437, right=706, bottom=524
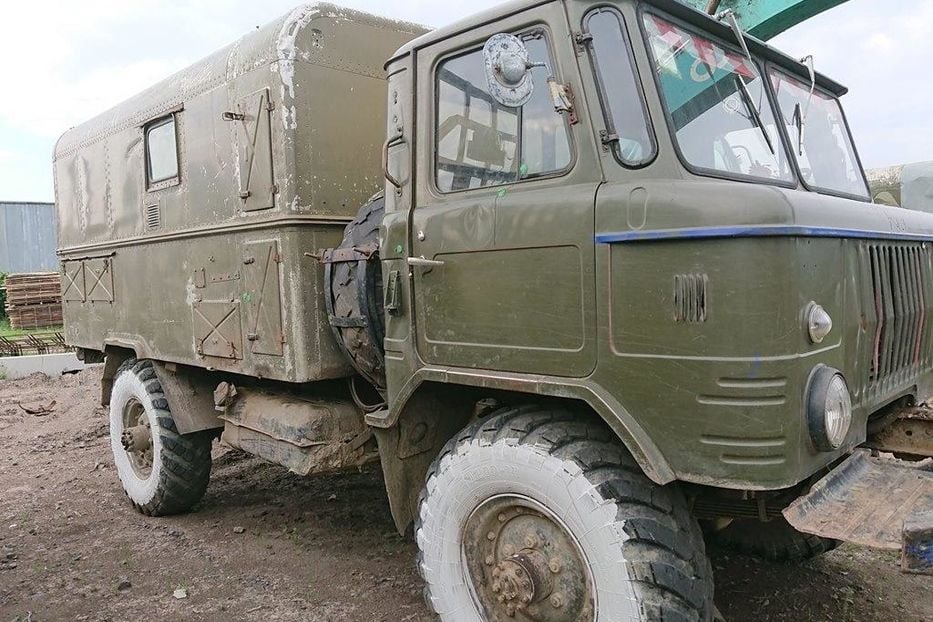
left=0, top=0, right=930, bottom=203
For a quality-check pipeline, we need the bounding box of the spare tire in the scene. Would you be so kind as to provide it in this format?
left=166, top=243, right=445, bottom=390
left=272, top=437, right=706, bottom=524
left=325, top=192, right=386, bottom=390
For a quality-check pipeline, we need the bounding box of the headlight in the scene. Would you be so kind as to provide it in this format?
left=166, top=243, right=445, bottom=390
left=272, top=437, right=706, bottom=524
left=806, top=366, right=852, bottom=451
left=806, top=302, right=833, bottom=344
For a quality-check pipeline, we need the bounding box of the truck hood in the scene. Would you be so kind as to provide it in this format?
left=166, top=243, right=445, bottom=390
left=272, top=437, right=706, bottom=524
left=596, top=180, right=933, bottom=244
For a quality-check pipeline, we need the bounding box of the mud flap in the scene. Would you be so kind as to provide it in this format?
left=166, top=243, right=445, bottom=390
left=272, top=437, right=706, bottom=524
left=783, top=450, right=933, bottom=574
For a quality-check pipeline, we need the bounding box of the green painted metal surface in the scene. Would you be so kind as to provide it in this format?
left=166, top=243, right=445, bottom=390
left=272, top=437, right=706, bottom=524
left=677, top=0, right=850, bottom=39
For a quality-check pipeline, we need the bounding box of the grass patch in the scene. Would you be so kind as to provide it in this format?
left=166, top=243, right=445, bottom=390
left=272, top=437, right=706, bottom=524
left=0, top=317, right=63, bottom=338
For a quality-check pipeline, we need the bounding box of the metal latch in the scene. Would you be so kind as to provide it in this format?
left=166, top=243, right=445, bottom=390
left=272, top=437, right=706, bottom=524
left=317, top=242, right=379, bottom=265
left=384, top=269, right=401, bottom=314
left=222, top=111, right=245, bottom=121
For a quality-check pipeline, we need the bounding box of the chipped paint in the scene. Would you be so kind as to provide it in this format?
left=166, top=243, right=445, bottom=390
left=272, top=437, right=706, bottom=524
left=54, top=3, right=426, bottom=384
left=277, top=4, right=323, bottom=98
left=185, top=277, right=199, bottom=306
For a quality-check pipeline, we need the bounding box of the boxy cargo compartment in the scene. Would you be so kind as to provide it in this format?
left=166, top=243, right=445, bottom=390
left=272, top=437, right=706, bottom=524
left=53, top=4, right=426, bottom=383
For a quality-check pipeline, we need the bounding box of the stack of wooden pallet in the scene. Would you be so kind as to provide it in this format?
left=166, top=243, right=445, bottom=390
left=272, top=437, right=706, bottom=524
left=4, top=272, right=63, bottom=330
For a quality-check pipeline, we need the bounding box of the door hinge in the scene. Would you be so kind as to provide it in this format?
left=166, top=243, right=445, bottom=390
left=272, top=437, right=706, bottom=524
left=573, top=31, right=593, bottom=52
left=599, top=130, right=619, bottom=151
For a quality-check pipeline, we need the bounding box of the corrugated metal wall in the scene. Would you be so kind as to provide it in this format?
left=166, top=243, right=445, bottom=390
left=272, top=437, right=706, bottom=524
left=0, top=202, right=58, bottom=273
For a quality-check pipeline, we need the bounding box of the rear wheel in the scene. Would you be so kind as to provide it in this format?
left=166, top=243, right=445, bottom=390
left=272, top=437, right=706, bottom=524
left=710, top=517, right=839, bottom=562
left=416, top=406, right=714, bottom=621
left=109, top=359, right=213, bottom=516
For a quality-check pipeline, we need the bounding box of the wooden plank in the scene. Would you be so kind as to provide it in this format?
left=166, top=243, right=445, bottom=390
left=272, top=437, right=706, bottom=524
left=4, top=272, right=63, bottom=329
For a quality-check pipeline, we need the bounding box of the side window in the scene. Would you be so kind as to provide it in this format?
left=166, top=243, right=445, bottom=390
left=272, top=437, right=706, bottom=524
left=435, top=31, right=572, bottom=193
left=146, top=115, right=178, bottom=186
left=583, top=8, right=655, bottom=166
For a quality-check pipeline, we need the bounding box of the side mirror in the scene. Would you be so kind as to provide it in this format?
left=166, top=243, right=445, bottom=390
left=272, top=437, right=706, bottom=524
left=483, top=33, right=534, bottom=108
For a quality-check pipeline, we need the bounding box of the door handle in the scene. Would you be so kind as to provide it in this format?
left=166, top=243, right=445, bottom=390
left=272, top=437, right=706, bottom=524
left=407, top=256, right=445, bottom=267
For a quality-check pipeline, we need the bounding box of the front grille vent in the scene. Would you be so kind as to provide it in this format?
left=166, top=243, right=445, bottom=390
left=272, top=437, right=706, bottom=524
left=673, top=273, right=708, bottom=323
left=865, top=243, right=930, bottom=392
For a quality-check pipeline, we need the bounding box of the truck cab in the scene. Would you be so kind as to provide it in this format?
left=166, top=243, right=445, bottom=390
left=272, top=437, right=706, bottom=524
left=375, top=0, right=932, bottom=611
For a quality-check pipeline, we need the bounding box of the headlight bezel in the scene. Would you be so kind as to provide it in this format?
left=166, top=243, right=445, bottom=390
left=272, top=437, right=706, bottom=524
left=806, top=365, right=852, bottom=452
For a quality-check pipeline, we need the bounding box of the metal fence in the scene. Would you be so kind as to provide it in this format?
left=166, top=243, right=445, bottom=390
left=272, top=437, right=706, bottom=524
left=0, top=202, right=58, bottom=273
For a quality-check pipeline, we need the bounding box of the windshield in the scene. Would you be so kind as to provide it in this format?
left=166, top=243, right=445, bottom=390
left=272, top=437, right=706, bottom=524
left=643, top=14, right=794, bottom=184
left=769, top=68, right=869, bottom=198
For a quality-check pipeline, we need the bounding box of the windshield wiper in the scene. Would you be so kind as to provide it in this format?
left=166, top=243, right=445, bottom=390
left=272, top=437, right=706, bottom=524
left=792, top=103, right=805, bottom=156
left=794, top=55, right=816, bottom=156
left=734, top=75, right=774, bottom=155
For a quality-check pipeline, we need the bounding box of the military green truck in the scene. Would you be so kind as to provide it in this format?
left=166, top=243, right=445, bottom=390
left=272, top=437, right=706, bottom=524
left=55, top=0, right=932, bottom=619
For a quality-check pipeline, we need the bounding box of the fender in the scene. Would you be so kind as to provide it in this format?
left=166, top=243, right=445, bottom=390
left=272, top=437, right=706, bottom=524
left=150, top=362, right=224, bottom=434
left=367, top=365, right=676, bottom=486
left=100, top=343, right=222, bottom=435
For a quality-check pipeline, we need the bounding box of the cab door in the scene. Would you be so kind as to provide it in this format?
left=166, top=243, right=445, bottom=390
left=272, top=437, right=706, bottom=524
left=409, top=3, right=603, bottom=377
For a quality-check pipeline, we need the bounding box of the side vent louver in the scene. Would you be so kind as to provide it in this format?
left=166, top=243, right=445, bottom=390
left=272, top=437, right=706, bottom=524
left=145, top=204, right=161, bottom=231
left=673, top=273, right=709, bottom=323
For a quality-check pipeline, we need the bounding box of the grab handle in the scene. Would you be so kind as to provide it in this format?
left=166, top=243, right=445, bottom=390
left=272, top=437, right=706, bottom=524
left=382, top=132, right=405, bottom=193
left=407, top=256, right=445, bottom=268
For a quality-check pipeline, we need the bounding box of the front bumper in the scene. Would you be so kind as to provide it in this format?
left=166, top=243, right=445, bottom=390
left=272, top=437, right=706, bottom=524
left=783, top=450, right=932, bottom=574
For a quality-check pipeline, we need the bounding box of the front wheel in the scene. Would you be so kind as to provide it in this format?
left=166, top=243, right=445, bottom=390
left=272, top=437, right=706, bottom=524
left=416, top=407, right=714, bottom=621
left=109, top=359, right=213, bottom=516
left=709, top=517, right=840, bottom=562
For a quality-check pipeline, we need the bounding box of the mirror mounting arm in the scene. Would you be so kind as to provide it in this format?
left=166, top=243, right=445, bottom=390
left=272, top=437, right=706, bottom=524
left=526, top=60, right=577, bottom=123
left=548, top=78, right=577, bottom=124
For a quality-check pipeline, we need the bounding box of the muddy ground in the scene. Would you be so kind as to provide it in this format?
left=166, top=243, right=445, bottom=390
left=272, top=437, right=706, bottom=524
left=0, top=368, right=930, bottom=622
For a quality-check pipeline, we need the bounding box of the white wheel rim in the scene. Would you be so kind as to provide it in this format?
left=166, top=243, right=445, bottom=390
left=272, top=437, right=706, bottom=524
left=110, top=370, right=163, bottom=506
left=461, top=493, right=597, bottom=621
left=417, top=440, right=639, bottom=622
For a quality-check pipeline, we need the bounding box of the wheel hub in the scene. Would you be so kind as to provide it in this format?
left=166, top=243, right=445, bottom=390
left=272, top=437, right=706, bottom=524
left=121, top=398, right=153, bottom=478
left=491, top=549, right=554, bottom=615
left=462, top=496, right=595, bottom=621
left=121, top=424, right=151, bottom=453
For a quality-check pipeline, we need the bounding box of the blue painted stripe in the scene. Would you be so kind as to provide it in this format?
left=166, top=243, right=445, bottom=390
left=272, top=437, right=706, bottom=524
left=596, top=225, right=933, bottom=244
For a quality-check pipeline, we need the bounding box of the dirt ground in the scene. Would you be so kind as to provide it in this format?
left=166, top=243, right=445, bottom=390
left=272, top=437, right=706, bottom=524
left=0, top=368, right=930, bottom=622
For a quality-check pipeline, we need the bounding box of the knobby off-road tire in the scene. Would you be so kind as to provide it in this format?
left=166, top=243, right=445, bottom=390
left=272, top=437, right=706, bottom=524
left=711, top=517, right=840, bottom=562
left=416, top=407, right=714, bottom=622
left=109, top=359, right=212, bottom=516
left=329, top=192, right=386, bottom=389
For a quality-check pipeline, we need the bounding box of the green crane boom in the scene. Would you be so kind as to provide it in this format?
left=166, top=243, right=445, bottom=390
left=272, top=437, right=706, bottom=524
left=677, top=0, right=850, bottom=40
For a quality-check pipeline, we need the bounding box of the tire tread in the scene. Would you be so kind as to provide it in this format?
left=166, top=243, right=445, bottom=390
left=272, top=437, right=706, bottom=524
left=416, top=406, right=714, bottom=621
left=711, top=516, right=840, bottom=562
left=114, top=358, right=212, bottom=517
